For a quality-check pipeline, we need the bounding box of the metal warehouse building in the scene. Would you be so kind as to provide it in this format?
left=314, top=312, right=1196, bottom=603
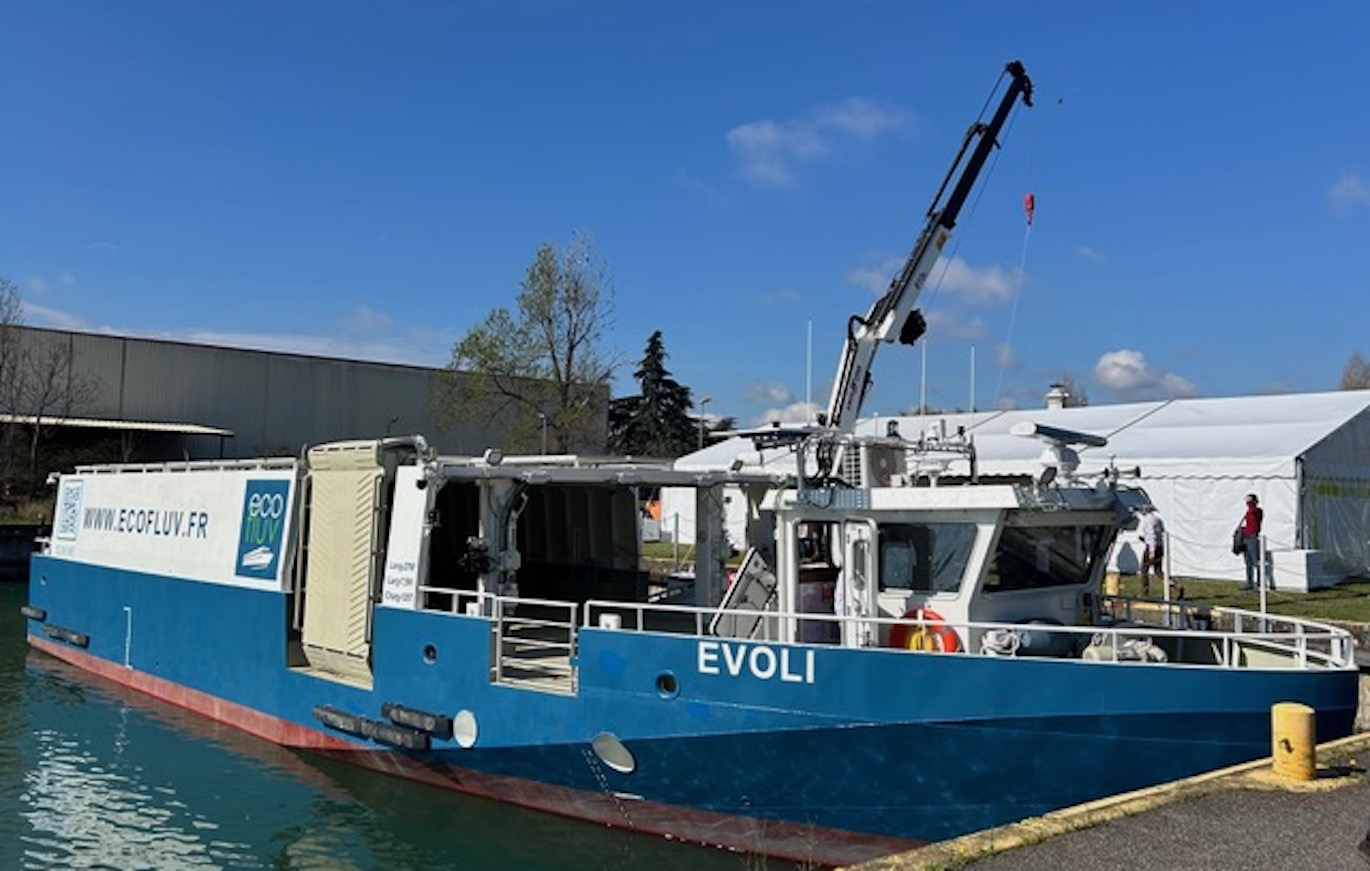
left=7, top=325, right=557, bottom=461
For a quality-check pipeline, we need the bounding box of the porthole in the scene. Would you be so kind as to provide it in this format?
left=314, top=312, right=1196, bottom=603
left=655, top=671, right=679, bottom=699
left=422, top=644, right=438, bottom=664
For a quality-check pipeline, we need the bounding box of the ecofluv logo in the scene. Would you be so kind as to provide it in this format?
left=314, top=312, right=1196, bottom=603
left=235, top=480, right=290, bottom=580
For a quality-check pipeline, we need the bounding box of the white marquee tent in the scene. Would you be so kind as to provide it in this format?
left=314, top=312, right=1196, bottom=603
left=664, top=390, right=1370, bottom=587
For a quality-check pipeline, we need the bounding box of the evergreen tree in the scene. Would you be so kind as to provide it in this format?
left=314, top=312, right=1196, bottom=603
left=610, top=331, right=698, bottom=457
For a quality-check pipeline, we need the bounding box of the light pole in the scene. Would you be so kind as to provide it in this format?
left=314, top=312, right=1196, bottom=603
left=697, top=396, right=712, bottom=450
left=538, top=412, right=548, bottom=454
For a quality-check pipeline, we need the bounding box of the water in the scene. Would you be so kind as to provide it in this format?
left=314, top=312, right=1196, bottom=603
left=0, top=584, right=786, bottom=870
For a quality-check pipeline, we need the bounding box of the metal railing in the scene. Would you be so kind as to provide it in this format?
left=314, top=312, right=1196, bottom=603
left=580, top=596, right=1356, bottom=671
left=415, top=584, right=489, bottom=617
left=414, top=587, right=581, bottom=692
left=409, top=587, right=1356, bottom=673
left=490, top=595, right=579, bottom=692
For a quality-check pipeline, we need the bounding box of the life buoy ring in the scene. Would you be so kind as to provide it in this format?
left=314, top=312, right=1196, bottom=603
left=888, top=608, right=963, bottom=653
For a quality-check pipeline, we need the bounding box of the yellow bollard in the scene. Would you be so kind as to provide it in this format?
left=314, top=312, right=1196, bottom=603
left=1271, top=702, right=1317, bottom=781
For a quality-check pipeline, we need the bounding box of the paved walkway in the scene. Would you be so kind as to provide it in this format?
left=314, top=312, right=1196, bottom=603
left=849, top=733, right=1370, bottom=871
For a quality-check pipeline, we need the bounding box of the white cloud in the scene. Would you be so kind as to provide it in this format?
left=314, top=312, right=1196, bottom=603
left=760, top=288, right=801, bottom=306
left=752, top=400, right=820, bottom=427
left=848, top=255, right=1017, bottom=307
left=87, top=241, right=121, bottom=253
left=45, top=303, right=453, bottom=368
left=23, top=302, right=89, bottom=331
left=1329, top=171, right=1370, bottom=212
left=935, top=256, right=1016, bottom=305
left=924, top=309, right=986, bottom=340
left=995, top=341, right=1019, bottom=369
left=342, top=304, right=395, bottom=336
left=1094, top=349, right=1197, bottom=400
left=813, top=98, right=905, bottom=140
left=12, top=288, right=453, bottom=367
left=747, top=382, right=793, bottom=405
left=846, top=260, right=899, bottom=294
left=992, top=394, right=1020, bottom=410
left=746, top=383, right=825, bottom=426
left=166, top=304, right=456, bottom=367
left=23, top=273, right=76, bottom=295
left=728, top=97, right=907, bottom=189
left=165, top=323, right=453, bottom=368
left=838, top=254, right=1016, bottom=351
left=1079, top=245, right=1106, bottom=263
left=674, top=167, right=728, bottom=207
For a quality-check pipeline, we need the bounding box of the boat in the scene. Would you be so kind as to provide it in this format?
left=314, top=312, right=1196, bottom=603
left=21, top=62, right=1362, bottom=868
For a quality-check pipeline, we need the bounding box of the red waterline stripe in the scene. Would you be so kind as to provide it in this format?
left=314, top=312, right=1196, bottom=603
left=28, top=634, right=353, bottom=750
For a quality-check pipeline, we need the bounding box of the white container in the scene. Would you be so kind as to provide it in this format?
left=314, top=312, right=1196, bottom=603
left=1268, top=549, right=1341, bottom=592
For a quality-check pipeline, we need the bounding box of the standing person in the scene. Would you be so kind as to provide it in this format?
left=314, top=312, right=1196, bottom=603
left=1137, top=505, right=1165, bottom=598
left=1240, top=493, right=1264, bottom=589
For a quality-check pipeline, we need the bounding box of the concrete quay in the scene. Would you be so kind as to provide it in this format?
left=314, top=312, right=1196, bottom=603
left=846, top=730, right=1370, bottom=871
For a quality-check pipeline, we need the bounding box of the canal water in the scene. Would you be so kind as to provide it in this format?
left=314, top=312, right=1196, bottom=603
left=0, top=583, right=792, bottom=870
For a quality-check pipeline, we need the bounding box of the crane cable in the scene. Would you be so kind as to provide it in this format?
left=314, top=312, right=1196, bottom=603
left=923, top=85, right=1027, bottom=411
left=992, top=106, right=1036, bottom=407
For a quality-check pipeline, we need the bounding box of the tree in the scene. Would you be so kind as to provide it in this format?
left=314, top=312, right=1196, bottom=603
left=0, top=277, right=22, bottom=485
left=0, top=276, right=97, bottom=492
left=435, top=233, right=615, bottom=453
left=609, top=330, right=698, bottom=457
left=15, top=336, right=97, bottom=478
left=1340, top=352, right=1370, bottom=390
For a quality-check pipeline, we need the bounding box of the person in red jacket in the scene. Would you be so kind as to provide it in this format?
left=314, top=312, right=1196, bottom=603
left=1240, top=493, right=1264, bottom=589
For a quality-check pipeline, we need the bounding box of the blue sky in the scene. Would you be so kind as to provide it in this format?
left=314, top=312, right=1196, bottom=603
left=5, top=2, right=1370, bottom=426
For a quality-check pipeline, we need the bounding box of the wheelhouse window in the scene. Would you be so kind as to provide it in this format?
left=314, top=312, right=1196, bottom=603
left=984, top=524, right=1108, bottom=592
left=877, top=522, right=976, bottom=594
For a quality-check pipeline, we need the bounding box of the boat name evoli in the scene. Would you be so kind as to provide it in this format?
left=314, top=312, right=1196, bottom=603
left=696, top=640, right=815, bottom=684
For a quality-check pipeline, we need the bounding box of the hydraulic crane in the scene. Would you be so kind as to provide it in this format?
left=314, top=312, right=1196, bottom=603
left=822, top=61, right=1033, bottom=435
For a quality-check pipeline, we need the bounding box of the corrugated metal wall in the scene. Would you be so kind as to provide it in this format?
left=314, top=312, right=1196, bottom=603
left=13, top=326, right=605, bottom=460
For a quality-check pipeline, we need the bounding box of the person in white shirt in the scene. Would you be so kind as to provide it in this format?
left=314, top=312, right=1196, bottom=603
left=1137, top=505, right=1165, bottom=598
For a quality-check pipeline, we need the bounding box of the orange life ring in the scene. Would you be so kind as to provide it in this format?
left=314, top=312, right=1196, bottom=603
left=888, top=608, right=963, bottom=653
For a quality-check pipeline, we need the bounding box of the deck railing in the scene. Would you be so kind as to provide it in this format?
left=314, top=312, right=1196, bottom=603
left=490, top=595, right=579, bottom=692
left=410, top=586, right=1356, bottom=673
left=415, top=587, right=580, bottom=692
left=580, top=596, right=1357, bottom=671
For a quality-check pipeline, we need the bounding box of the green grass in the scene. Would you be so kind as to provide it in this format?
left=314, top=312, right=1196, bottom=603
left=1114, top=574, right=1370, bottom=623
left=641, top=540, right=746, bottom=568
left=641, top=541, right=687, bottom=561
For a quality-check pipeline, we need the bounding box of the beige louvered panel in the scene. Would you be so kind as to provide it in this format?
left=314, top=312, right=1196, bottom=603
left=301, top=465, right=382, bottom=685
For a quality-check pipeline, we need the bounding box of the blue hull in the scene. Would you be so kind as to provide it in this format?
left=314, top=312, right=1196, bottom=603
left=25, top=556, right=1360, bottom=863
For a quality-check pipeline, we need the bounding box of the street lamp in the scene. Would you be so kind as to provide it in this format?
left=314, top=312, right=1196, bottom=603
left=697, top=396, right=712, bottom=450
left=538, top=412, right=548, bottom=454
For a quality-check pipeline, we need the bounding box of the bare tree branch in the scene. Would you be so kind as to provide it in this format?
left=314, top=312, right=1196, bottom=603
left=434, top=233, right=616, bottom=452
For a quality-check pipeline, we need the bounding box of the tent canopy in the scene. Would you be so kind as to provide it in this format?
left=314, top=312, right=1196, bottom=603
left=669, top=390, right=1370, bottom=584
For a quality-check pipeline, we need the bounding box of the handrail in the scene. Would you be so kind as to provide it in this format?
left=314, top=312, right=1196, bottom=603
left=413, top=589, right=1356, bottom=672
left=490, top=595, right=580, bottom=691
left=579, top=597, right=1357, bottom=671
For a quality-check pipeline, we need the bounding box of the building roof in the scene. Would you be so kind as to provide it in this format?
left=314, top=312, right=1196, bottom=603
left=682, top=390, right=1370, bottom=480
left=0, top=414, right=234, bottom=438
left=861, top=390, right=1370, bottom=476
